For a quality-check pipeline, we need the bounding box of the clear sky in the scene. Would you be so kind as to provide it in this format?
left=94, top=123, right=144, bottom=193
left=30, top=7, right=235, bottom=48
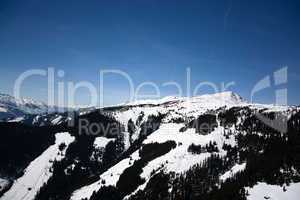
left=0, top=0, right=299, bottom=106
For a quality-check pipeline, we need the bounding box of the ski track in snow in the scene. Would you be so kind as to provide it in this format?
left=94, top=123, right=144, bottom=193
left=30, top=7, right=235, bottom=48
left=1, top=132, right=75, bottom=200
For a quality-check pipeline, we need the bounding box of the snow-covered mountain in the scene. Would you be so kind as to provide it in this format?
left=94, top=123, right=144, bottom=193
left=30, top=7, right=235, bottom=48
left=0, top=93, right=72, bottom=122
left=1, top=91, right=300, bottom=200
left=123, top=91, right=243, bottom=106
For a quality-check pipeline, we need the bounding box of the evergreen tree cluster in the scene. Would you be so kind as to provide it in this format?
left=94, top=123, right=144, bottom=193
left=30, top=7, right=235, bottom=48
left=188, top=141, right=219, bottom=154
left=180, top=114, right=217, bottom=135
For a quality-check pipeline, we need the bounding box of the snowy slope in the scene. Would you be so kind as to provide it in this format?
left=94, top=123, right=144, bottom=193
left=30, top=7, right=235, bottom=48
left=72, top=151, right=141, bottom=200
left=107, top=91, right=245, bottom=145
left=245, top=182, right=300, bottom=200
left=1, top=132, right=75, bottom=200
left=71, top=122, right=237, bottom=200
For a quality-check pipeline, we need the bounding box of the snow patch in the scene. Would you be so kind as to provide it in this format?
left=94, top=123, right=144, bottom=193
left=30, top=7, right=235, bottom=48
left=1, top=132, right=75, bottom=200
left=51, top=115, right=63, bottom=125
left=8, top=116, right=24, bottom=122
left=245, top=182, right=300, bottom=200
left=220, top=163, right=246, bottom=181
left=71, top=151, right=140, bottom=200
left=0, top=107, right=8, bottom=112
left=93, top=137, right=115, bottom=149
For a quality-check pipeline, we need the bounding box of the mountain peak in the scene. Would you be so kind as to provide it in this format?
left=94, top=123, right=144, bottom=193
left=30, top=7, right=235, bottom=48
left=204, top=91, right=243, bottom=102
left=124, top=91, right=244, bottom=106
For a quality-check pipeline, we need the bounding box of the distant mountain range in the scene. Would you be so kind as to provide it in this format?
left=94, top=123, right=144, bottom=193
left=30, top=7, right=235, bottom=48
left=0, top=93, right=71, bottom=121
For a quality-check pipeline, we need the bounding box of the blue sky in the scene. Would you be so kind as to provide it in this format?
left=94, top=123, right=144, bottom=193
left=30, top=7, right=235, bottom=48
left=0, top=0, right=299, bottom=106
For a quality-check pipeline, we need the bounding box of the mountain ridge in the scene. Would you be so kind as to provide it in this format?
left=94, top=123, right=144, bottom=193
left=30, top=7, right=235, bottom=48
left=117, top=91, right=244, bottom=107
left=0, top=91, right=299, bottom=200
